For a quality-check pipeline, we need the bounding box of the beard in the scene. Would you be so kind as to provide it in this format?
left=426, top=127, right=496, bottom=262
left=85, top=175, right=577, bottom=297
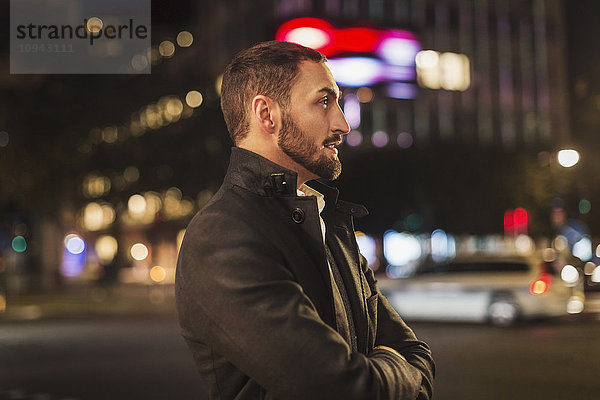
left=278, top=112, right=342, bottom=181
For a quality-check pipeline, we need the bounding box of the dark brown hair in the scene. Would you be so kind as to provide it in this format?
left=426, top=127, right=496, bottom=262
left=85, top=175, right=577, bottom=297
left=220, top=41, right=325, bottom=144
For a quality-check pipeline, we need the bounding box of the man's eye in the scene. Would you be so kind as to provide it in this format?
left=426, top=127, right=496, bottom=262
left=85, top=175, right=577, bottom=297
left=321, top=97, right=329, bottom=106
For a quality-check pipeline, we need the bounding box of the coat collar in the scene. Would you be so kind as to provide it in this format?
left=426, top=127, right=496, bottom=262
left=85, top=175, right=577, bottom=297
left=224, top=147, right=298, bottom=196
left=224, top=147, right=368, bottom=217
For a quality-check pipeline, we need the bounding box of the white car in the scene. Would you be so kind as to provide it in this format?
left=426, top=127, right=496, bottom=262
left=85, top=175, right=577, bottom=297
left=379, top=254, right=584, bottom=326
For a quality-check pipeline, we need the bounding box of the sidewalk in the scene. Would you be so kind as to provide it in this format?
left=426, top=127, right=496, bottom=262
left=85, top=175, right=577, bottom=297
left=0, top=283, right=176, bottom=321
left=3, top=284, right=599, bottom=322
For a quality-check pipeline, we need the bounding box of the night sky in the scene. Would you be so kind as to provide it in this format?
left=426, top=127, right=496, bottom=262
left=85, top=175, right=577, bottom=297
left=566, top=0, right=600, bottom=143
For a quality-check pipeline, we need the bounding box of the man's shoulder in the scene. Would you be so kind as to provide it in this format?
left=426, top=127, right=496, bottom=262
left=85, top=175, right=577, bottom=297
left=184, top=183, right=266, bottom=235
left=196, top=181, right=265, bottom=215
left=179, top=183, right=285, bottom=263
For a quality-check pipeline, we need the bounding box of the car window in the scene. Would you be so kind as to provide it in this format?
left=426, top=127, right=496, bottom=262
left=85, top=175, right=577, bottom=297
left=418, top=261, right=530, bottom=275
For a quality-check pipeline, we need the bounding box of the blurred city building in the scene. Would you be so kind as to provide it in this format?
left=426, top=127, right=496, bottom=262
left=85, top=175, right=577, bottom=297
left=198, top=0, right=570, bottom=150
left=3, top=0, right=596, bottom=294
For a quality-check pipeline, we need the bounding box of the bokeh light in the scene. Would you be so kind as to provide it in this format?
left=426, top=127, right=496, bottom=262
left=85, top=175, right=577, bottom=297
left=355, top=231, right=378, bottom=269
left=345, top=130, right=363, bottom=147
left=285, top=27, right=330, bottom=49
left=165, top=98, right=184, bottom=118
left=584, top=262, right=596, bottom=276
left=371, top=131, right=389, bottom=147
left=440, top=52, right=471, bottom=91
left=579, top=199, right=591, bottom=214
left=176, top=31, right=194, bottom=47
left=102, top=126, right=118, bottom=143
left=130, top=243, right=149, bottom=261
left=61, top=234, right=87, bottom=277
left=431, top=229, right=456, bottom=262
left=83, top=174, right=111, bottom=198
left=567, top=296, right=585, bottom=314
left=387, top=82, right=418, bottom=99
left=185, top=90, right=203, bottom=108
left=83, top=202, right=104, bottom=231
left=158, top=41, right=175, bottom=58
left=128, top=194, right=147, bottom=215
left=415, top=50, right=439, bottom=69
left=573, top=236, right=592, bottom=261
left=530, top=279, right=548, bottom=295
left=343, top=94, right=360, bottom=129
left=557, top=149, right=580, bottom=168
left=542, top=248, right=557, bottom=262
left=356, top=87, right=374, bottom=103
left=377, top=36, right=420, bottom=66
left=552, top=235, right=568, bottom=252
left=397, top=132, right=413, bottom=148
left=131, top=54, right=149, bottom=71
left=215, top=74, right=223, bottom=96
left=95, top=235, right=118, bottom=263
left=150, top=266, right=167, bottom=283
left=12, top=236, right=27, bottom=253
left=416, top=50, right=470, bottom=91
left=383, top=230, right=422, bottom=267
left=86, top=17, right=103, bottom=34
left=515, top=234, right=534, bottom=254
left=560, top=264, right=580, bottom=285
left=64, top=234, right=86, bottom=255
left=82, top=202, right=115, bottom=231
left=326, top=57, right=382, bottom=87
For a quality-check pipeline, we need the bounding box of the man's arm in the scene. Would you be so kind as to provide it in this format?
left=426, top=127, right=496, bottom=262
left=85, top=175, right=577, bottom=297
left=361, top=254, right=435, bottom=399
left=176, top=212, right=428, bottom=400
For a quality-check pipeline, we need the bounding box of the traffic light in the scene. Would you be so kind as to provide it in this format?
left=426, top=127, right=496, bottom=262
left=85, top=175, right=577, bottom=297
left=504, top=208, right=528, bottom=235
left=11, top=235, right=27, bottom=253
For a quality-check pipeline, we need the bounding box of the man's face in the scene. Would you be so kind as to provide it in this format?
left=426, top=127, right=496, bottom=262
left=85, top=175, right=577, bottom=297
left=277, top=61, right=350, bottom=181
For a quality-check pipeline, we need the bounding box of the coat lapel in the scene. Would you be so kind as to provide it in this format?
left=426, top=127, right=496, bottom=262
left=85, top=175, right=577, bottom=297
left=275, top=196, right=337, bottom=330
left=323, top=211, right=369, bottom=354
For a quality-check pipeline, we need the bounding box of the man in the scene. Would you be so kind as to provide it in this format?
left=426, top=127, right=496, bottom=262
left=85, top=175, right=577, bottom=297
left=176, top=41, right=434, bottom=400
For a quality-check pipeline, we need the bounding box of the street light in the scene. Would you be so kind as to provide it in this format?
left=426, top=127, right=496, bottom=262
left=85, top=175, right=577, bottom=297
left=557, top=149, right=580, bottom=168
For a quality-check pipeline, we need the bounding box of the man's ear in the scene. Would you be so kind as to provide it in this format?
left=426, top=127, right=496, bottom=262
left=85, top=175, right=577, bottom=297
left=251, top=95, right=281, bottom=136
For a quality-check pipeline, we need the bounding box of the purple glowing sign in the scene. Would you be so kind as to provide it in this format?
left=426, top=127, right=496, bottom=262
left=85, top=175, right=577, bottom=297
left=276, top=18, right=420, bottom=90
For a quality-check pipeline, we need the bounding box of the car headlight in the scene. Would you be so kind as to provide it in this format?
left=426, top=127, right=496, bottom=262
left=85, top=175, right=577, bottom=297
left=560, top=264, right=580, bottom=286
left=567, top=295, right=584, bottom=314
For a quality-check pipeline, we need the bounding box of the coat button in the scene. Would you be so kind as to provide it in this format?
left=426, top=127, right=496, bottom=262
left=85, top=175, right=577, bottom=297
left=291, top=208, right=305, bottom=223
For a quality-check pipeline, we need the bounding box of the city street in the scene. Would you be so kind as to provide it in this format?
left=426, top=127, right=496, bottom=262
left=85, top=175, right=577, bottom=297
left=3, top=2, right=600, bottom=400
left=2, top=296, right=600, bottom=400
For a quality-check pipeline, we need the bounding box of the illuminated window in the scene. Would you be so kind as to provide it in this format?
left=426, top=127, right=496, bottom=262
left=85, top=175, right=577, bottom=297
left=416, top=50, right=471, bottom=91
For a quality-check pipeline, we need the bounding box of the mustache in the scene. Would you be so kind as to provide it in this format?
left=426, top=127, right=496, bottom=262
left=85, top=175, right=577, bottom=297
left=323, top=134, right=342, bottom=146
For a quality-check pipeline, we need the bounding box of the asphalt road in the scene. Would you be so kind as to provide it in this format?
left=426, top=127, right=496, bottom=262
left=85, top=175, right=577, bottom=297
left=2, top=309, right=600, bottom=400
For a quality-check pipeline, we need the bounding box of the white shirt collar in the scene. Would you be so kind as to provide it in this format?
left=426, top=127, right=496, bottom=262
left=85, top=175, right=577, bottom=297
left=297, top=184, right=327, bottom=243
left=297, top=184, right=325, bottom=215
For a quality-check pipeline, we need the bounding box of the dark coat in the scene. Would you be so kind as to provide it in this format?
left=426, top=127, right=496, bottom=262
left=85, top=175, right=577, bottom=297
left=176, top=147, right=434, bottom=400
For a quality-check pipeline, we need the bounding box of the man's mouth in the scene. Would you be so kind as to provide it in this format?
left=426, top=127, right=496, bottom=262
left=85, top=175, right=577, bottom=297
left=323, top=137, right=342, bottom=153
left=323, top=141, right=340, bottom=154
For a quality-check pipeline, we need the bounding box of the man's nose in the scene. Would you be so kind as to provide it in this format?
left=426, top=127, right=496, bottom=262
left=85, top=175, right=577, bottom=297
left=332, top=104, right=351, bottom=135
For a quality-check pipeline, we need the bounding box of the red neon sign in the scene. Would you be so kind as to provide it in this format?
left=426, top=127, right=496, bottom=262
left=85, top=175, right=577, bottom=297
left=275, top=17, right=418, bottom=58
